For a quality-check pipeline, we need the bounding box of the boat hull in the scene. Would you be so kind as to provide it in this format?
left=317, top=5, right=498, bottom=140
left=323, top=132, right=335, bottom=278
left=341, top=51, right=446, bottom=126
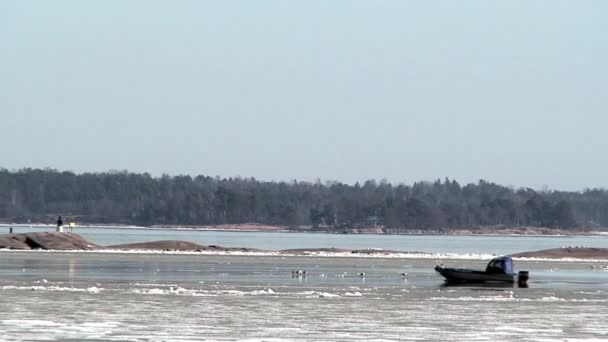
left=435, top=266, right=516, bottom=284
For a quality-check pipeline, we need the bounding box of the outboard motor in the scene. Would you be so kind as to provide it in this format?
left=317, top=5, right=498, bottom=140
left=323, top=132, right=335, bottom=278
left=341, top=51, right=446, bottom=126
left=518, top=271, right=529, bottom=287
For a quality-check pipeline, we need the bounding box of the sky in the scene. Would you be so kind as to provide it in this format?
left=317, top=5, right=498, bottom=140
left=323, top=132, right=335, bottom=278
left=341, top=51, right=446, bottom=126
left=1, top=1, right=607, bottom=191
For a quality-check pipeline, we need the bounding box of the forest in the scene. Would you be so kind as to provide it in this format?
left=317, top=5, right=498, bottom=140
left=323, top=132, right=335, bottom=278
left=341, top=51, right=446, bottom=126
left=1, top=168, right=607, bottom=232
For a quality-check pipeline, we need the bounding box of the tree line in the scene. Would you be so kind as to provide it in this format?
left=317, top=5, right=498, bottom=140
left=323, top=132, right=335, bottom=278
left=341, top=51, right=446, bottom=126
left=1, top=168, right=607, bottom=231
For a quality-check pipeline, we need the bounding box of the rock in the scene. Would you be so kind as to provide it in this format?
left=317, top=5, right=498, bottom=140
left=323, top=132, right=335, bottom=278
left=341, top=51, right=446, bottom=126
left=511, top=247, right=608, bottom=259
left=107, top=240, right=262, bottom=252
left=107, top=240, right=208, bottom=251
left=0, top=232, right=100, bottom=250
left=0, top=234, right=31, bottom=250
left=0, top=232, right=263, bottom=252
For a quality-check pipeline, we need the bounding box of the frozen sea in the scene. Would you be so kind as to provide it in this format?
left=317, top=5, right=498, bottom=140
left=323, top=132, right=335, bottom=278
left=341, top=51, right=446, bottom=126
left=1, top=226, right=608, bottom=341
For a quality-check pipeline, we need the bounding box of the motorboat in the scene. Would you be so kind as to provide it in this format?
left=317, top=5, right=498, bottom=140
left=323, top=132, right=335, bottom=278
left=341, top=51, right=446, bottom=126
left=435, top=256, right=529, bottom=286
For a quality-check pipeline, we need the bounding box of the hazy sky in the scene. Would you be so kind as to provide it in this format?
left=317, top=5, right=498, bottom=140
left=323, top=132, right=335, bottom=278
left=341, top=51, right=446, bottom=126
left=1, top=1, right=606, bottom=191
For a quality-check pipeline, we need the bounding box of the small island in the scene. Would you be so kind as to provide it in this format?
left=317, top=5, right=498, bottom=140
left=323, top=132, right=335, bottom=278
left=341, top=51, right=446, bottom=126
left=0, top=232, right=260, bottom=252
left=2, top=232, right=608, bottom=260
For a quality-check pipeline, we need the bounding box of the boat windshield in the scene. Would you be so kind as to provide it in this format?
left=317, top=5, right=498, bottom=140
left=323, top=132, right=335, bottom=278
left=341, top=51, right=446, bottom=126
left=485, top=257, right=513, bottom=275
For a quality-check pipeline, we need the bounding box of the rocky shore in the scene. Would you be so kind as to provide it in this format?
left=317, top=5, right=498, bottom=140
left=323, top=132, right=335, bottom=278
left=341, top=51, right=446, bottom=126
left=510, top=246, right=608, bottom=259
left=1, top=232, right=607, bottom=259
left=106, top=240, right=260, bottom=252
left=0, top=232, right=259, bottom=252
left=0, top=232, right=100, bottom=250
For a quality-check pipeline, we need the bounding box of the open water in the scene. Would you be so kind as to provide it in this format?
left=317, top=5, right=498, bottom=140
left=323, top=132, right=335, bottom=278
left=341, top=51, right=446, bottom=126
left=1, top=227, right=608, bottom=341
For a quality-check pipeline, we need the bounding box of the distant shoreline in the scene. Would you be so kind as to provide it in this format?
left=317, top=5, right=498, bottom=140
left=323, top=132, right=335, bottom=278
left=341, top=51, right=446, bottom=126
left=0, top=222, right=604, bottom=237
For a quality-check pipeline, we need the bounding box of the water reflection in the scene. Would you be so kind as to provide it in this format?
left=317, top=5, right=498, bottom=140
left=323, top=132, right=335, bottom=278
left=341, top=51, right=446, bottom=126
left=68, top=258, right=76, bottom=284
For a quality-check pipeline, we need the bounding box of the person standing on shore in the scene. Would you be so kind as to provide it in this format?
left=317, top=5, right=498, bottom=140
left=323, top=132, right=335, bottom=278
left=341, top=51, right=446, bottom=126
left=56, top=216, right=63, bottom=232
